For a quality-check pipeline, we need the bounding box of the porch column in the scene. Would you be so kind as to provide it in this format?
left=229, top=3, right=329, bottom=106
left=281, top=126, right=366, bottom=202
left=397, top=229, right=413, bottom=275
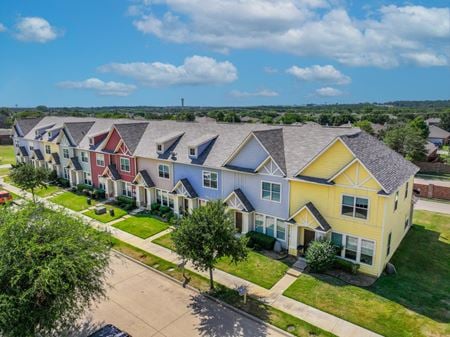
left=173, top=196, right=180, bottom=216
left=104, top=179, right=112, bottom=198
left=146, top=188, right=153, bottom=209
left=241, top=212, right=250, bottom=234
left=288, top=224, right=299, bottom=256
left=113, top=181, right=120, bottom=198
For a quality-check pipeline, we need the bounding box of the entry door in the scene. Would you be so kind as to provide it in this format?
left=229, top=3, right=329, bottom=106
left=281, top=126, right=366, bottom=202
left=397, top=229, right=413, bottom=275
left=183, top=198, right=189, bottom=214
left=304, top=229, right=316, bottom=249
left=235, top=212, right=243, bottom=233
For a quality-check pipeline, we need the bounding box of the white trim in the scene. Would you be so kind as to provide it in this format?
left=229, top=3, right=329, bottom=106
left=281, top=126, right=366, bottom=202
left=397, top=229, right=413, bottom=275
left=327, top=158, right=358, bottom=182
left=96, top=153, right=105, bottom=167
left=119, top=157, right=131, bottom=173
left=255, top=156, right=284, bottom=176
left=341, top=194, right=370, bottom=221
left=222, top=132, right=257, bottom=166
left=332, top=231, right=376, bottom=267
left=260, top=180, right=282, bottom=203
left=295, top=137, right=340, bottom=176
left=158, top=164, right=170, bottom=180
left=254, top=212, right=287, bottom=242
left=202, top=170, right=218, bottom=190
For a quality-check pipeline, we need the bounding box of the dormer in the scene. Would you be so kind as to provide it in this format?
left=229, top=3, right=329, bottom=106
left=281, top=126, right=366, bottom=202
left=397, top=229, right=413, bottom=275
left=34, top=124, right=55, bottom=139
left=155, top=132, right=184, bottom=154
left=46, top=128, right=61, bottom=141
left=187, top=134, right=218, bottom=159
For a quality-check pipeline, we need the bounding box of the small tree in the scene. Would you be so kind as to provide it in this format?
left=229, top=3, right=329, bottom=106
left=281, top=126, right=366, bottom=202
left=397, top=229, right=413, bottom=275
left=355, top=120, right=375, bottom=135
left=0, top=202, right=111, bottom=337
left=383, top=125, right=427, bottom=161
left=305, top=240, right=336, bottom=273
left=9, top=162, right=50, bottom=202
left=172, top=200, right=248, bottom=290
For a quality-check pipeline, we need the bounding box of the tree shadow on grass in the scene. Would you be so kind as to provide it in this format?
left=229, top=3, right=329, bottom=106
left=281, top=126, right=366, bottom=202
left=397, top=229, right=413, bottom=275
left=188, top=291, right=270, bottom=337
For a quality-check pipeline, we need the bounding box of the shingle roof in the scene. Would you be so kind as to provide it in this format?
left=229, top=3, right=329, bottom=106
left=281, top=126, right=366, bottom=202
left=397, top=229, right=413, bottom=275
left=69, top=157, right=82, bottom=171
left=33, top=149, right=44, bottom=161
left=340, top=132, right=419, bottom=194
left=296, top=175, right=335, bottom=185
left=51, top=152, right=61, bottom=165
left=305, top=202, right=331, bottom=232
left=105, top=164, right=121, bottom=180
left=429, top=125, right=450, bottom=139
left=19, top=146, right=28, bottom=157
left=133, top=170, right=155, bottom=188
left=65, top=122, right=95, bottom=145
left=114, top=123, right=149, bottom=154
left=233, top=188, right=255, bottom=212
left=253, top=129, right=286, bottom=175
left=15, top=117, right=43, bottom=136
left=172, top=178, right=198, bottom=198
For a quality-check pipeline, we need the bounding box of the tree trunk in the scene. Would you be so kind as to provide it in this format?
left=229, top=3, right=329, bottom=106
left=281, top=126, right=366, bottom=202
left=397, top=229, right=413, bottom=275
left=209, top=267, right=214, bottom=290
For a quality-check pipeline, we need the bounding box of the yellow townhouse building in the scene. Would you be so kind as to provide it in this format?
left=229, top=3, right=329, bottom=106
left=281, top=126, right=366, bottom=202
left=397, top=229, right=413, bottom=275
left=288, top=132, right=418, bottom=276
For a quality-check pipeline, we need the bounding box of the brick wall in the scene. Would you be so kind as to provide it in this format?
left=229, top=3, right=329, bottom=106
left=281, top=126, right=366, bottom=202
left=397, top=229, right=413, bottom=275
left=414, top=183, right=450, bottom=200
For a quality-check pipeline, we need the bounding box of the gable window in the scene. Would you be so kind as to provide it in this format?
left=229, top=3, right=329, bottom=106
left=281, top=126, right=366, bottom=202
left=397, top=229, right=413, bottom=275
left=45, top=145, right=51, bottom=154
left=156, top=144, right=163, bottom=153
left=158, top=164, right=170, bottom=179
left=120, top=157, right=130, bottom=172
left=203, top=171, right=218, bottom=189
left=29, top=145, right=34, bottom=151
left=394, top=191, right=399, bottom=211
left=261, top=181, right=281, bottom=202
left=341, top=195, right=368, bottom=219
left=63, top=148, right=69, bottom=159
left=405, top=182, right=409, bottom=199
left=96, top=153, right=105, bottom=167
left=189, top=147, right=196, bottom=157
left=83, top=172, right=92, bottom=185
left=81, top=151, right=88, bottom=163
left=387, top=232, right=392, bottom=256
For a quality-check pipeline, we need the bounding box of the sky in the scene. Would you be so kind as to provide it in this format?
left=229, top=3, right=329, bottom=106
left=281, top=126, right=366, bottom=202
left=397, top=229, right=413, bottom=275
left=0, top=0, right=449, bottom=107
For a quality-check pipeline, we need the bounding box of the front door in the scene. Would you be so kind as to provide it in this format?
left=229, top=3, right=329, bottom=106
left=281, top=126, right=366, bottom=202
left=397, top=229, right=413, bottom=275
left=235, top=212, right=243, bottom=233
left=304, top=229, right=316, bottom=250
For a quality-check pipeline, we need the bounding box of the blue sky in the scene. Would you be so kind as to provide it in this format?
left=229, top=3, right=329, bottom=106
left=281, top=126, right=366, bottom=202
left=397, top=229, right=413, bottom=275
left=0, top=0, right=449, bottom=107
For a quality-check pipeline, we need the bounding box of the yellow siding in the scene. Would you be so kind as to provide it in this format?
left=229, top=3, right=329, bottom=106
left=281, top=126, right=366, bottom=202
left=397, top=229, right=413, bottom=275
left=301, top=139, right=354, bottom=179
left=292, top=208, right=321, bottom=230
left=43, top=142, right=59, bottom=162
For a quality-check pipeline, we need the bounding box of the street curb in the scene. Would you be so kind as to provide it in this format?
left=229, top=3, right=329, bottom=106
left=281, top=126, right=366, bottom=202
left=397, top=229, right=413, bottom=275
left=112, top=249, right=295, bottom=337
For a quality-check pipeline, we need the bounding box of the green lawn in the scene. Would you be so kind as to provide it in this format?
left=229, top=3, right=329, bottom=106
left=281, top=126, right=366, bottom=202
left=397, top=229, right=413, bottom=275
left=0, top=145, right=15, bottom=165
left=84, top=206, right=127, bottom=223
left=153, top=232, right=290, bottom=289
left=283, top=210, right=450, bottom=337
left=51, top=191, right=96, bottom=211
left=34, top=185, right=62, bottom=198
left=113, top=214, right=169, bottom=239
left=0, top=168, right=10, bottom=176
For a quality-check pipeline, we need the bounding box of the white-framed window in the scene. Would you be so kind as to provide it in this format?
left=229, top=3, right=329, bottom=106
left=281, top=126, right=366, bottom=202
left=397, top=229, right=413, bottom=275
left=203, top=171, right=218, bottom=189
left=394, top=191, right=399, bottom=211
left=156, top=144, right=163, bottom=153
left=261, top=181, right=281, bottom=202
left=158, top=164, right=170, bottom=179
left=14, top=139, right=19, bottom=148
left=89, top=138, right=94, bottom=146
left=29, top=145, right=34, bottom=151
left=155, top=188, right=174, bottom=209
left=83, top=172, right=92, bottom=185
left=81, top=151, right=88, bottom=163
left=404, top=182, right=409, bottom=199
left=189, top=147, right=197, bottom=157
left=332, top=232, right=375, bottom=266
left=254, top=213, right=286, bottom=241
left=98, top=178, right=105, bottom=190
left=341, top=195, right=369, bottom=219
left=120, top=157, right=130, bottom=172
left=387, top=232, right=392, bottom=256
left=62, top=148, right=69, bottom=159
left=45, top=145, right=51, bottom=154
left=121, top=182, right=132, bottom=197
left=96, top=153, right=105, bottom=167
left=63, top=168, right=69, bottom=180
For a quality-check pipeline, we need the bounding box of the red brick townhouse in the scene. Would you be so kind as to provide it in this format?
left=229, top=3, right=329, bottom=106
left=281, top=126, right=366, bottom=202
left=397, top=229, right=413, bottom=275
left=89, top=122, right=148, bottom=199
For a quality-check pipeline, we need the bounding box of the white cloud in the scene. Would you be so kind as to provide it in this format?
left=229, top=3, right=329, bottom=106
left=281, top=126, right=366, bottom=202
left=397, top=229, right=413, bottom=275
left=286, top=65, right=351, bottom=84
left=130, top=1, right=450, bottom=68
left=98, top=55, right=237, bottom=86
left=315, top=87, right=342, bottom=97
left=15, top=17, right=61, bottom=43
left=0, top=23, right=6, bottom=32
left=402, top=52, right=448, bottom=67
left=57, top=78, right=136, bottom=96
left=230, top=89, right=279, bottom=98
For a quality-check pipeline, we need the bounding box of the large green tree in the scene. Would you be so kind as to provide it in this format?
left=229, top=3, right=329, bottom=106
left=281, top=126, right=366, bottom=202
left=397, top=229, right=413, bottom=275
left=0, top=203, right=111, bottom=337
left=383, top=125, right=427, bottom=161
left=408, top=116, right=430, bottom=138
left=355, top=120, right=375, bottom=135
left=172, top=200, right=248, bottom=290
left=440, top=111, right=450, bottom=131
left=9, top=163, right=50, bottom=202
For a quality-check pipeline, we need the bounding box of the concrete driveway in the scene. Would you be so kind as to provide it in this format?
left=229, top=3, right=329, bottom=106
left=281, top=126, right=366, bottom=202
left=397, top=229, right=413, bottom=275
left=77, top=253, right=287, bottom=337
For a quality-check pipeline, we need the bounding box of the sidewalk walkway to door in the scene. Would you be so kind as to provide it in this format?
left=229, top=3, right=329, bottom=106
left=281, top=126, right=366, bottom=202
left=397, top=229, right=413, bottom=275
left=0, top=178, right=382, bottom=337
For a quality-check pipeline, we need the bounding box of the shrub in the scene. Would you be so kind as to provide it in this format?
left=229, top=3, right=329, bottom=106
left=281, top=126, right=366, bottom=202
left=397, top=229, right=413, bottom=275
left=334, top=258, right=360, bottom=275
left=150, top=203, right=161, bottom=215
left=76, top=184, right=93, bottom=195
left=57, top=178, right=70, bottom=188
left=116, top=195, right=136, bottom=211
left=246, top=231, right=276, bottom=250
left=92, top=188, right=105, bottom=200
left=305, top=240, right=336, bottom=273
left=48, top=170, right=58, bottom=183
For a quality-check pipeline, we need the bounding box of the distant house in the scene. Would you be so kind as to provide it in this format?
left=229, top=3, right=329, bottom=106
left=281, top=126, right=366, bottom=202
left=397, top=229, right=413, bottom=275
left=0, top=129, right=12, bottom=145
left=371, top=123, right=387, bottom=135
left=425, top=141, right=438, bottom=161
left=428, top=125, right=450, bottom=146
left=425, top=117, right=441, bottom=126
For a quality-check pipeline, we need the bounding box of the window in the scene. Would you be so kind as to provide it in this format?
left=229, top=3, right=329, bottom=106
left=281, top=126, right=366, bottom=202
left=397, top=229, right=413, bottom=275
left=360, top=239, right=374, bottom=265
left=96, top=153, right=105, bottom=167
left=394, top=191, right=399, bottom=211
left=203, top=171, right=218, bottom=189
left=63, top=148, right=69, bottom=159
left=121, top=182, right=132, bottom=197
left=404, top=182, right=409, bottom=199
left=81, top=151, right=88, bottom=163
left=255, top=214, right=264, bottom=233
left=341, top=195, right=368, bottom=219
left=276, top=220, right=286, bottom=240
left=156, top=189, right=174, bottom=210
left=83, top=172, right=92, bottom=185
left=45, top=145, right=51, bottom=154
left=266, top=217, right=275, bottom=237
left=387, top=232, right=392, bottom=256
left=63, top=168, right=69, bottom=180
left=120, top=157, right=130, bottom=172
left=261, top=181, right=281, bottom=202
left=89, top=138, right=94, bottom=146
left=345, top=236, right=358, bottom=261
left=157, top=144, right=163, bottom=153
left=189, top=147, right=196, bottom=156
left=29, top=145, right=34, bottom=151
left=331, top=232, right=343, bottom=255
left=158, top=164, right=170, bottom=179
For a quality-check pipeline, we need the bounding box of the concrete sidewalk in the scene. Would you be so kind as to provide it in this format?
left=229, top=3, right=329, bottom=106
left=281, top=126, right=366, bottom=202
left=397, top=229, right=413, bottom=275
left=415, top=198, right=450, bottom=214
left=0, top=178, right=382, bottom=337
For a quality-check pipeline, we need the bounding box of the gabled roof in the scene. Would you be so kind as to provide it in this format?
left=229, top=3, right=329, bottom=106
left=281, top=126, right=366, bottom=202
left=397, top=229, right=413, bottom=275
left=296, top=175, right=335, bottom=185
left=340, top=132, right=419, bottom=194
left=172, top=178, right=198, bottom=198
left=33, top=149, right=44, bottom=161
left=64, top=122, right=95, bottom=146
left=289, top=202, right=331, bottom=232
left=133, top=170, right=155, bottom=188
left=102, top=164, right=121, bottom=180
left=187, top=133, right=218, bottom=148
left=252, top=129, right=286, bottom=175
left=224, top=189, right=255, bottom=212
left=68, top=157, right=82, bottom=171
left=15, top=117, right=43, bottom=137
left=19, top=146, right=29, bottom=157
left=429, top=125, right=450, bottom=139
left=51, top=152, right=61, bottom=165
left=114, top=123, right=149, bottom=154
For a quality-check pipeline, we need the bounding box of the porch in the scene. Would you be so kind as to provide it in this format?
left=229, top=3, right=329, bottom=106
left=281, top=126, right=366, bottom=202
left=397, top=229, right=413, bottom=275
left=224, top=188, right=255, bottom=235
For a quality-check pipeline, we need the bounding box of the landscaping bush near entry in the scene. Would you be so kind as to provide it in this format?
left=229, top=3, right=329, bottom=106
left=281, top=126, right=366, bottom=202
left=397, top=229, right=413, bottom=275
left=334, top=257, right=360, bottom=274
left=150, top=202, right=174, bottom=220
left=246, top=231, right=276, bottom=250
left=116, top=196, right=136, bottom=211
left=305, top=240, right=336, bottom=273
